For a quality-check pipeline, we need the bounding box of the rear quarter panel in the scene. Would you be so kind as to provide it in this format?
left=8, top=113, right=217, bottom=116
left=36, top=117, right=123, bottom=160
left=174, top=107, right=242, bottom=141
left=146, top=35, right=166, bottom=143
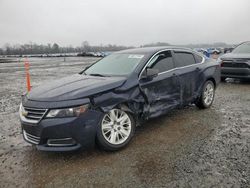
left=196, top=58, right=221, bottom=94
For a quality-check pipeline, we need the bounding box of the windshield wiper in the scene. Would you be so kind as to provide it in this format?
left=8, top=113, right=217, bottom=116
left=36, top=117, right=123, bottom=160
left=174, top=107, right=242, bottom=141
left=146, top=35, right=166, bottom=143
left=88, top=73, right=107, bottom=77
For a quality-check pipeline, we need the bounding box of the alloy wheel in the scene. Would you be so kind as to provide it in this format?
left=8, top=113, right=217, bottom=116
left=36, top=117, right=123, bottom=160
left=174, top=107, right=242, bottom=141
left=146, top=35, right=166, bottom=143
left=101, top=109, right=132, bottom=145
left=203, top=82, right=214, bottom=106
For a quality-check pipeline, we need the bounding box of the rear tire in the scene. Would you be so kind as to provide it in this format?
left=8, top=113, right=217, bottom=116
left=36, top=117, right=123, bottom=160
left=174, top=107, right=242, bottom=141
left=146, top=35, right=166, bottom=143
left=96, top=109, right=135, bottom=151
left=195, top=80, right=215, bottom=109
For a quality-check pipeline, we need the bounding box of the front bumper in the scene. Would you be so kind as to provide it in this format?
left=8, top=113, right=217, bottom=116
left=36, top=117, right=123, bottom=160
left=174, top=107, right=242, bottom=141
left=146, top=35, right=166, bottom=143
left=221, top=67, right=250, bottom=79
left=21, top=110, right=103, bottom=151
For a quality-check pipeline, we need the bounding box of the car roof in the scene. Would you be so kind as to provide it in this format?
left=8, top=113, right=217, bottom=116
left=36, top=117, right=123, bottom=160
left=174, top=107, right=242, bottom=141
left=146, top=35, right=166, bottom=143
left=239, top=41, right=250, bottom=45
left=116, top=46, right=192, bottom=55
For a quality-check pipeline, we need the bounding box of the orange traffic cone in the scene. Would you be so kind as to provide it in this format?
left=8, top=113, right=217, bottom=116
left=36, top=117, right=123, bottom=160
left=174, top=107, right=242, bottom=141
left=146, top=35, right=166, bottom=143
left=24, top=59, right=31, bottom=92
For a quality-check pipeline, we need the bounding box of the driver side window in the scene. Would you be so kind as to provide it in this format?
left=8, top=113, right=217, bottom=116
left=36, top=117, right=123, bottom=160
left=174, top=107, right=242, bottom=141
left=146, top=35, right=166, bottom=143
left=148, top=51, right=174, bottom=73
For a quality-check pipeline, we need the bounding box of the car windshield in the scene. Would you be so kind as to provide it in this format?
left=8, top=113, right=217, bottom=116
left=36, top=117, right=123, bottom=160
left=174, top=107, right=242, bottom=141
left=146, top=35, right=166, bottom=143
left=232, top=42, right=250, bottom=53
left=84, top=54, right=144, bottom=76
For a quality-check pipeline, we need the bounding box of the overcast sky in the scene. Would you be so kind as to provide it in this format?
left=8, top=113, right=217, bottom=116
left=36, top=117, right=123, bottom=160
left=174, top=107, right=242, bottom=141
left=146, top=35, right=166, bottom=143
left=0, top=0, right=249, bottom=47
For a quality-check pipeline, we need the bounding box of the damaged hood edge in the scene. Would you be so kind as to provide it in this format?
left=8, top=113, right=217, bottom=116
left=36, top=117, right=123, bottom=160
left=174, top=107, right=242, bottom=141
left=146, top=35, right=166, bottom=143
left=26, top=74, right=127, bottom=102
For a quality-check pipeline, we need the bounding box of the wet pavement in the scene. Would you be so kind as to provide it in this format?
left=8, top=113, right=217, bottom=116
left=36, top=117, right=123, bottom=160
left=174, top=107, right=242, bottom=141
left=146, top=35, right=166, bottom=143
left=0, top=58, right=249, bottom=187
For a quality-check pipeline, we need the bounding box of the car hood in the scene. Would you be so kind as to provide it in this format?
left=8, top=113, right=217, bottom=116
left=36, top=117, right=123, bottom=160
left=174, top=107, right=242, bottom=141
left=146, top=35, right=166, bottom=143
left=220, top=53, right=250, bottom=59
left=27, top=74, right=127, bottom=102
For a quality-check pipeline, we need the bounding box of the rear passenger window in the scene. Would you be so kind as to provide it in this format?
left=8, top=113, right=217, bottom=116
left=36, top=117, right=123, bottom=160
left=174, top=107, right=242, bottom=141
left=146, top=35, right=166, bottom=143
left=194, top=53, right=203, bottom=63
left=174, top=52, right=196, bottom=67
left=149, top=51, right=174, bottom=73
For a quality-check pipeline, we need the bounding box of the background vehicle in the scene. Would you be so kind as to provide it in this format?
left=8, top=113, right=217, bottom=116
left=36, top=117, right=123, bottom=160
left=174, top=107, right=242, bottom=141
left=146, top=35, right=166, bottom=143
left=194, top=48, right=209, bottom=57
left=208, top=48, right=222, bottom=55
left=219, top=41, right=250, bottom=81
left=224, top=47, right=234, bottom=53
left=20, top=47, right=220, bottom=151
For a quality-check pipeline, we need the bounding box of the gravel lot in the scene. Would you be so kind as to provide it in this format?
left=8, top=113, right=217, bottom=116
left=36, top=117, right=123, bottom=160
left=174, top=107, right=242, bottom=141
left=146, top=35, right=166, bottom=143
left=0, top=57, right=249, bottom=187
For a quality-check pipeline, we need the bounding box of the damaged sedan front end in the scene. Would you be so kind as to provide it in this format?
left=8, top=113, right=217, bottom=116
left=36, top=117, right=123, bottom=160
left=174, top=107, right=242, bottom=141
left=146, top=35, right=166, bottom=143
left=20, top=46, right=220, bottom=151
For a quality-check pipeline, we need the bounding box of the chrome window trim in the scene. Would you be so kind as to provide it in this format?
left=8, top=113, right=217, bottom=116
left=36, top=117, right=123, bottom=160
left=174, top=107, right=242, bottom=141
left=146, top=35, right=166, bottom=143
left=139, top=48, right=205, bottom=78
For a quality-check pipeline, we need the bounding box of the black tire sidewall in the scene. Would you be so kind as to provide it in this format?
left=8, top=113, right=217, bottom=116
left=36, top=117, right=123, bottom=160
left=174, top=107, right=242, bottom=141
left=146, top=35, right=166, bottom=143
left=96, top=110, right=135, bottom=151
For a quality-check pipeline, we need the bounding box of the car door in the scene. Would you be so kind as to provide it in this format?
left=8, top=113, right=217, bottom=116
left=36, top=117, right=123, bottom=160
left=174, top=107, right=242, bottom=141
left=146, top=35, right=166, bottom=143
left=172, top=50, right=201, bottom=105
left=139, top=50, right=181, bottom=118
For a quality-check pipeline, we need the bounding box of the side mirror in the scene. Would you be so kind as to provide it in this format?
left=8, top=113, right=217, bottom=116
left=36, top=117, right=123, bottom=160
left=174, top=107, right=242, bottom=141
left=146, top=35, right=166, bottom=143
left=141, top=68, right=159, bottom=80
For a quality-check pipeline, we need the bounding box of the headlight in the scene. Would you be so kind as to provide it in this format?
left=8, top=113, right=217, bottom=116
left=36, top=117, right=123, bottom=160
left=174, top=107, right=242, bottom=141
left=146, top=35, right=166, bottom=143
left=46, top=104, right=89, bottom=118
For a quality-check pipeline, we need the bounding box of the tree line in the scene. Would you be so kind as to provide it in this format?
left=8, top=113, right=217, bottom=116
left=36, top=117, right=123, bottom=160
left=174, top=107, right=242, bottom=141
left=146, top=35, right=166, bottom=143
left=0, top=41, right=132, bottom=56
left=0, top=41, right=234, bottom=56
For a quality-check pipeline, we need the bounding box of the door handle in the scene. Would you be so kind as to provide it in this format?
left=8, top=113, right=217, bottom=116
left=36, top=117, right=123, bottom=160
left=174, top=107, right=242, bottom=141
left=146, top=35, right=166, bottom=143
left=172, top=73, right=176, bottom=76
left=196, top=67, right=200, bottom=71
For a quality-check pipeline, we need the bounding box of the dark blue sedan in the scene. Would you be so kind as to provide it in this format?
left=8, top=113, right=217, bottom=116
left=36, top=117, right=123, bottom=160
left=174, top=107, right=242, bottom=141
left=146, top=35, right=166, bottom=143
left=19, top=46, right=220, bottom=151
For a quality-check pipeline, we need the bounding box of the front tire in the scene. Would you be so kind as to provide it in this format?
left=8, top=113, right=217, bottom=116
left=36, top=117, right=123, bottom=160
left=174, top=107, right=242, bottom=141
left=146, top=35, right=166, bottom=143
left=195, top=80, right=215, bottom=109
left=96, top=109, right=135, bottom=151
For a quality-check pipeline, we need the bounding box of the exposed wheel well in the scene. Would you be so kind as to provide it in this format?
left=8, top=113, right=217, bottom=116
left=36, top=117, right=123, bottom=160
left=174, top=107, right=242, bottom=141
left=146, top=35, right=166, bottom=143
left=118, top=103, right=141, bottom=126
left=119, top=103, right=134, bottom=114
left=206, top=77, right=216, bottom=88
